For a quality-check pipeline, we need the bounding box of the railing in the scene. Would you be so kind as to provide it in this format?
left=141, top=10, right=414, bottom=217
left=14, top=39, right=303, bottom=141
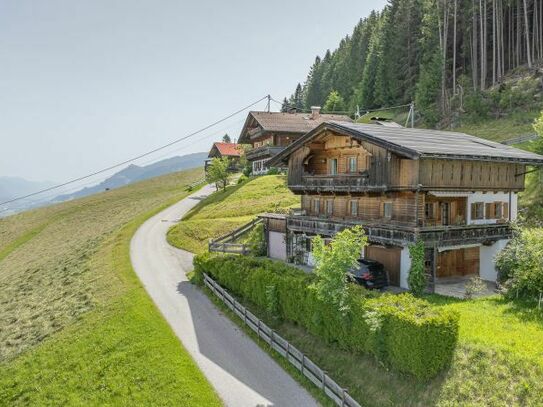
left=202, top=273, right=361, bottom=407
left=501, top=133, right=539, bottom=145
left=287, top=216, right=512, bottom=246
left=208, top=218, right=262, bottom=255
left=292, top=174, right=386, bottom=193
left=185, top=177, right=206, bottom=191
left=246, top=146, right=284, bottom=161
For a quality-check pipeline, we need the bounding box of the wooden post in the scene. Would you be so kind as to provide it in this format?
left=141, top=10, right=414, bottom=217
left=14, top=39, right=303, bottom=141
left=257, top=320, right=261, bottom=338
left=301, top=354, right=305, bottom=375
left=342, top=389, right=347, bottom=406
left=322, top=370, right=326, bottom=390
left=243, top=307, right=247, bottom=324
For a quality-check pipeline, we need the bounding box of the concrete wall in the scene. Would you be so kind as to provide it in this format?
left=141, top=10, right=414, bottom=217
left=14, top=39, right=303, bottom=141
left=466, top=191, right=518, bottom=225
left=399, top=246, right=411, bottom=289
left=268, top=231, right=287, bottom=260
left=480, top=239, right=509, bottom=282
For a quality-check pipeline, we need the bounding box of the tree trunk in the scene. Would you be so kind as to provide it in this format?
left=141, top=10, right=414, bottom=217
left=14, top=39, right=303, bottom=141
left=493, top=0, right=496, bottom=85
left=524, top=0, right=532, bottom=68
left=473, top=0, right=479, bottom=90
left=453, top=0, right=457, bottom=94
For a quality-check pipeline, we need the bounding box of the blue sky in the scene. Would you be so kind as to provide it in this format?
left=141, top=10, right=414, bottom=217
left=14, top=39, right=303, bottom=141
left=0, top=0, right=386, bottom=183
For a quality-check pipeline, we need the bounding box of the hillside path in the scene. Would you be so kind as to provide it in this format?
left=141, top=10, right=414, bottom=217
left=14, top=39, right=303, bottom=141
left=130, top=184, right=317, bottom=407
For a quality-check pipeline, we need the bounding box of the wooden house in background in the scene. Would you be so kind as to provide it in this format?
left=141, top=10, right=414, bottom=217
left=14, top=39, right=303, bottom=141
left=265, top=121, right=543, bottom=290
left=238, top=107, right=352, bottom=175
left=205, top=142, right=244, bottom=173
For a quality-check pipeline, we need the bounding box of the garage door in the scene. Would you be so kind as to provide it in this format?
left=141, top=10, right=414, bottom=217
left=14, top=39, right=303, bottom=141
left=365, top=246, right=401, bottom=286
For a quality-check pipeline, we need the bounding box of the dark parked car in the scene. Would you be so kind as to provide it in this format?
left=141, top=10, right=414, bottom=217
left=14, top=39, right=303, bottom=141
left=347, top=259, right=388, bottom=289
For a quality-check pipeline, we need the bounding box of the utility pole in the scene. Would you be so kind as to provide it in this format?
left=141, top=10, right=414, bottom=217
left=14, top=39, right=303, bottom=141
left=405, top=102, right=415, bottom=128
left=266, top=94, right=271, bottom=112
left=355, top=105, right=361, bottom=121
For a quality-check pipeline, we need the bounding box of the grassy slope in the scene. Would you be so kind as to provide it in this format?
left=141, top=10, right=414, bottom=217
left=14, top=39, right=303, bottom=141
left=167, top=175, right=298, bottom=254
left=0, top=168, right=221, bottom=406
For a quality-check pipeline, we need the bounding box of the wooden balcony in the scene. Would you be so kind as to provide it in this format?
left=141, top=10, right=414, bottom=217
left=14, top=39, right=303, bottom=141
left=290, top=174, right=387, bottom=193
left=246, top=146, right=285, bottom=161
left=286, top=215, right=512, bottom=247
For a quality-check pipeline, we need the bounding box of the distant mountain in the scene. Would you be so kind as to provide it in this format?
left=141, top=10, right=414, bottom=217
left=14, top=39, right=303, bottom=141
left=0, top=177, right=56, bottom=203
left=53, top=152, right=207, bottom=202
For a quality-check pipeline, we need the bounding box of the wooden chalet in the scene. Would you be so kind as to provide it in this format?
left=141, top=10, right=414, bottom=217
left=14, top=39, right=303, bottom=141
left=205, top=142, right=244, bottom=172
left=238, top=108, right=352, bottom=175
left=264, top=121, right=543, bottom=290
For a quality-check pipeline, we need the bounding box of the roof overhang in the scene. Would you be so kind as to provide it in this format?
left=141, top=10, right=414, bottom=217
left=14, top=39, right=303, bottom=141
left=268, top=121, right=543, bottom=167
left=267, top=122, right=420, bottom=166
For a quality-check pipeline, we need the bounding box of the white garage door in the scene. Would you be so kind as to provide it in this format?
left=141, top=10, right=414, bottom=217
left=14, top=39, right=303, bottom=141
left=269, top=231, right=287, bottom=260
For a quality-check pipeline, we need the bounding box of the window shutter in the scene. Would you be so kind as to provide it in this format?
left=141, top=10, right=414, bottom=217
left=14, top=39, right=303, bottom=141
left=471, top=203, right=476, bottom=219
left=503, top=202, right=509, bottom=219
left=485, top=203, right=492, bottom=219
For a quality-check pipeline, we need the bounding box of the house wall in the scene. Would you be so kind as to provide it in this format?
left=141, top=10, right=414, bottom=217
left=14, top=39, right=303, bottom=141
left=301, top=192, right=422, bottom=225
left=466, top=191, right=518, bottom=224
left=419, top=159, right=525, bottom=190
left=480, top=239, right=509, bottom=281
left=400, top=246, right=412, bottom=289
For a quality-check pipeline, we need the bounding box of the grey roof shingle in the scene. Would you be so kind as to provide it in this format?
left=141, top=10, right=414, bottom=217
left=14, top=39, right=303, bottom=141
left=239, top=111, right=352, bottom=143
left=270, top=121, right=543, bottom=165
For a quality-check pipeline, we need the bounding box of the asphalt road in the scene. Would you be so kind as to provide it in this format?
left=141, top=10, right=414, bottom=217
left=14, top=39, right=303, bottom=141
left=130, top=184, right=317, bottom=407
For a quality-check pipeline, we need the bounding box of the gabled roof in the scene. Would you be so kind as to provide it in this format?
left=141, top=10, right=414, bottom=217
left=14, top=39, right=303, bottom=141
left=208, top=142, right=243, bottom=158
left=269, top=121, right=543, bottom=166
left=238, top=111, right=353, bottom=143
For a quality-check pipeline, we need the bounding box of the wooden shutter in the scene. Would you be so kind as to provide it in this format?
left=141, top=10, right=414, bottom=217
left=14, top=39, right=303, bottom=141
left=471, top=203, right=477, bottom=219
left=503, top=202, right=509, bottom=220
left=485, top=203, right=492, bottom=219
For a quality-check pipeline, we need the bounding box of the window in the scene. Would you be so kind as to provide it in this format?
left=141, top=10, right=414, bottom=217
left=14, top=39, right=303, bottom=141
left=326, top=199, right=334, bottom=215
left=383, top=202, right=392, bottom=218
left=313, top=199, right=320, bottom=214
left=329, top=158, right=338, bottom=175
left=471, top=202, right=484, bottom=220
left=425, top=203, right=435, bottom=219
left=347, top=156, right=357, bottom=173
left=349, top=200, right=358, bottom=216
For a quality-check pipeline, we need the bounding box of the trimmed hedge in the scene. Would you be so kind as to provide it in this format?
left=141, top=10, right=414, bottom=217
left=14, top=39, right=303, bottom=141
left=194, top=254, right=459, bottom=379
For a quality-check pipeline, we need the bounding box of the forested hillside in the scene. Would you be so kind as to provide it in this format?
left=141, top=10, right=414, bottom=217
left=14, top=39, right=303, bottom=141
left=286, top=0, right=543, bottom=127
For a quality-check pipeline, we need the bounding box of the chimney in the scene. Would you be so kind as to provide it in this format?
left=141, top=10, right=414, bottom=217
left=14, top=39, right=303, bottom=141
left=310, top=106, right=321, bottom=120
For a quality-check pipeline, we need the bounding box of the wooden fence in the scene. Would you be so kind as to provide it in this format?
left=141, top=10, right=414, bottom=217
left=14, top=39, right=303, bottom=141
left=185, top=177, right=206, bottom=191
left=208, top=217, right=262, bottom=255
left=203, top=272, right=362, bottom=407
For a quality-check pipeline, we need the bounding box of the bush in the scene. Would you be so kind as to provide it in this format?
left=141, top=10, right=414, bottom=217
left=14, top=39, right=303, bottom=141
left=266, top=167, right=280, bottom=175
left=245, top=223, right=266, bottom=256
left=407, top=241, right=427, bottom=296
left=496, top=227, right=543, bottom=299
left=194, top=254, right=459, bottom=379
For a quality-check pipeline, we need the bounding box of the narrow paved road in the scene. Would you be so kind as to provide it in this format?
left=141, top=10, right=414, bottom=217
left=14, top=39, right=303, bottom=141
left=130, top=184, right=317, bottom=407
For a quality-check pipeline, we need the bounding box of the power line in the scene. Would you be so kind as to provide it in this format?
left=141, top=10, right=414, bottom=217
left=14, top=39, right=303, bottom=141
left=0, top=95, right=268, bottom=209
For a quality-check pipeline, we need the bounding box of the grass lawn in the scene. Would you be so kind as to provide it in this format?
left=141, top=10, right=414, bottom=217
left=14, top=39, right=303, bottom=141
left=196, top=267, right=543, bottom=406
left=0, top=168, right=221, bottom=406
left=167, top=175, right=298, bottom=254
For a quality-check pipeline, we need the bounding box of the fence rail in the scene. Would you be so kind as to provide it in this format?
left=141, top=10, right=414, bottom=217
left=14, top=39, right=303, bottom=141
left=202, top=272, right=362, bottom=407
left=208, top=217, right=262, bottom=255
left=185, top=177, right=206, bottom=191
left=501, top=133, right=539, bottom=145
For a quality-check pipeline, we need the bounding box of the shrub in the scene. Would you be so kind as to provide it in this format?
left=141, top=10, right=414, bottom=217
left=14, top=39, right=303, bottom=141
left=245, top=223, right=266, bottom=256
left=266, top=167, right=280, bottom=175
left=464, top=276, right=486, bottom=299
left=194, top=254, right=459, bottom=379
left=496, top=227, right=543, bottom=299
left=408, top=241, right=427, bottom=296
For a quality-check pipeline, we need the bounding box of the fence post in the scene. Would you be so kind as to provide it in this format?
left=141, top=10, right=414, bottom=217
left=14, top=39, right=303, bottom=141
left=321, top=370, right=326, bottom=390
left=286, top=342, right=290, bottom=361
left=301, top=354, right=305, bottom=375
left=270, top=330, right=274, bottom=346
left=243, top=306, right=247, bottom=324
left=257, top=319, right=261, bottom=338
left=341, top=389, right=347, bottom=406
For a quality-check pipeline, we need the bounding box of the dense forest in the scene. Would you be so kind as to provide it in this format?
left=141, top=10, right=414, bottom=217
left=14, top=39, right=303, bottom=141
left=285, top=0, right=543, bottom=126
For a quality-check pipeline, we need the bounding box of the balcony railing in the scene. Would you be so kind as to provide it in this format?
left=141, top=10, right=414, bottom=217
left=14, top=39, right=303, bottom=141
left=286, top=215, right=512, bottom=247
left=291, top=174, right=386, bottom=193
left=246, top=146, right=285, bottom=161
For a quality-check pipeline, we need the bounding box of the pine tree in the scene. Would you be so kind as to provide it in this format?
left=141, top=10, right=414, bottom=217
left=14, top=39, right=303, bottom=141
left=222, top=134, right=231, bottom=143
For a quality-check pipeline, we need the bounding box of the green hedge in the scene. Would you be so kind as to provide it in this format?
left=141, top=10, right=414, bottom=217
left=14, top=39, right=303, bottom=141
left=194, top=254, right=459, bottom=379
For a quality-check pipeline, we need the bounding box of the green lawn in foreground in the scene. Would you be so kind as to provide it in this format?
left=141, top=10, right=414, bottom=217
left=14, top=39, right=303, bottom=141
left=0, top=168, right=221, bottom=406
left=199, top=268, right=543, bottom=406
left=167, top=175, right=298, bottom=254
